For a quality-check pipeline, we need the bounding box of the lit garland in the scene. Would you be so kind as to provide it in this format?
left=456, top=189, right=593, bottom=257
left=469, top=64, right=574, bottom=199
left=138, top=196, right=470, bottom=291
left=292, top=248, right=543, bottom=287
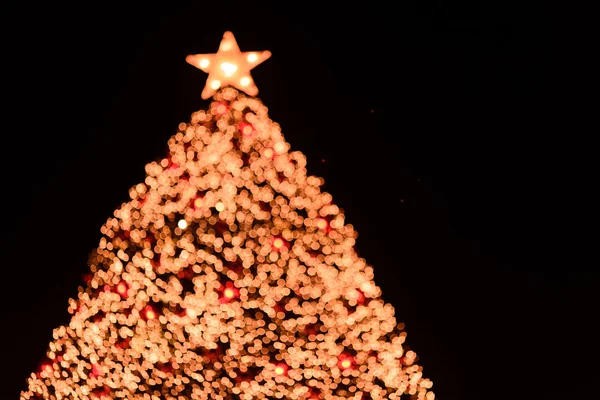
left=21, top=32, right=434, bottom=400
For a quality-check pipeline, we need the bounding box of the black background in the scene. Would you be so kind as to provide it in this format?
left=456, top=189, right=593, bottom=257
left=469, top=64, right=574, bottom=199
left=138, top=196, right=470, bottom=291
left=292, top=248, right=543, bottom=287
left=2, top=1, right=595, bottom=399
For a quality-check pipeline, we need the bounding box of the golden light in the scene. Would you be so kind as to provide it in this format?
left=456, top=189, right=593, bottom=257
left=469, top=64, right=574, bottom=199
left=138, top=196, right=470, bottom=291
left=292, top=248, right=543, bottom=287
left=186, top=308, right=197, bottom=318
left=220, top=62, right=238, bottom=77
left=22, top=87, right=434, bottom=400
left=199, top=58, right=210, bottom=68
left=274, top=141, right=286, bottom=154
left=240, top=76, right=251, bottom=87
left=186, top=31, right=272, bottom=99
left=263, top=147, right=274, bottom=159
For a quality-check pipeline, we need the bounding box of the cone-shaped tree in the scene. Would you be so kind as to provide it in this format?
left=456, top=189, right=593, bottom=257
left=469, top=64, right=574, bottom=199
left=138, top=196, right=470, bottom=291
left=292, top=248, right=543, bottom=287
left=21, top=33, right=434, bottom=400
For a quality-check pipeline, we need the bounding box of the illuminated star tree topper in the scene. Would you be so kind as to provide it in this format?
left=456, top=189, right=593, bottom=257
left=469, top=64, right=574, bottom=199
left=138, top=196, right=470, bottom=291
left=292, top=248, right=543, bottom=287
left=186, top=31, right=272, bottom=99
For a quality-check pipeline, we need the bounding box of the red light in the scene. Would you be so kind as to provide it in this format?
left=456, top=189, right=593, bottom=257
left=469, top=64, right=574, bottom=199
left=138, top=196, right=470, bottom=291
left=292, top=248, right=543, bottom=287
left=144, top=306, right=157, bottom=320
left=91, top=364, right=102, bottom=377
left=274, top=363, right=288, bottom=376
left=238, top=122, right=254, bottom=137
left=355, top=289, right=366, bottom=305
left=37, top=360, right=54, bottom=378
left=216, top=103, right=228, bottom=115
left=116, top=338, right=130, bottom=349
left=316, top=218, right=328, bottom=230
left=52, top=351, right=64, bottom=363
left=219, top=283, right=239, bottom=303
left=338, top=355, right=354, bottom=370
left=91, top=386, right=111, bottom=398
left=116, top=281, right=128, bottom=297
left=272, top=237, right=286, bottom=250
left=193, top=196, right=204, bottom=209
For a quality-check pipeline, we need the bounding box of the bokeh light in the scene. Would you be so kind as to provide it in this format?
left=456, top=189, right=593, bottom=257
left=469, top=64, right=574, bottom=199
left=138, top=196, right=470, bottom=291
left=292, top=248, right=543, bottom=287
left=316, top=217, right=329, bottom=230
left=21, top=87, right=434, bottom=400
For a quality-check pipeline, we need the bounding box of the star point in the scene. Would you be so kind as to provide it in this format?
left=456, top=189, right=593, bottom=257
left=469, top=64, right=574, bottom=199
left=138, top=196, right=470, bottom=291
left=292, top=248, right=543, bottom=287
left=187, top=31, right=271, bottom=99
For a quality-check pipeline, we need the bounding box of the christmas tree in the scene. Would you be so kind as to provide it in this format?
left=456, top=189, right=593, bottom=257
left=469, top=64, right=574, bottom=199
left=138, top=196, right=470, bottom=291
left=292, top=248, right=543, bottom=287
left=21, top=32, right=434, bottom=400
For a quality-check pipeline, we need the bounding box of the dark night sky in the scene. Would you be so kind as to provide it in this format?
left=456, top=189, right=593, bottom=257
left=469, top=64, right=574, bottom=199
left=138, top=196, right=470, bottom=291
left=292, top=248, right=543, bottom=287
left=2, top=1, right=595, bottom=399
